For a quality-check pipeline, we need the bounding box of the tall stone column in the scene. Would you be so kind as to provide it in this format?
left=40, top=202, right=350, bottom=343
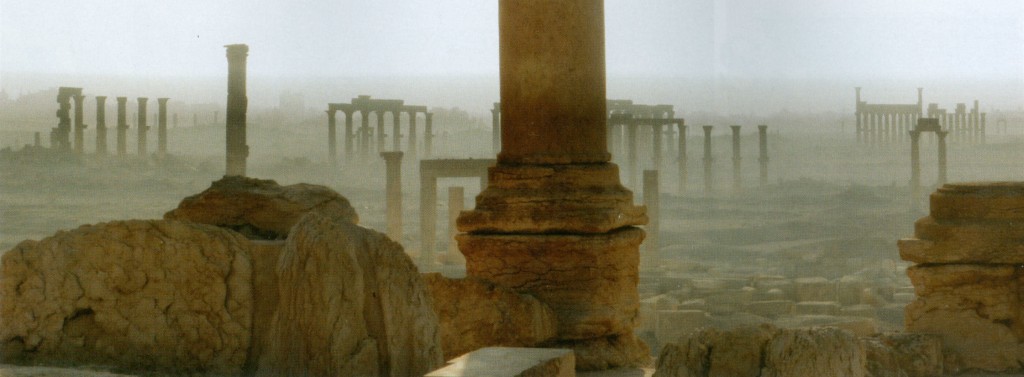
left=381, top=152, right=404, bottom=242
left=909, top=130, right=922, bottom=211
left=95, top=96, right=108, bottom=155
left=326, top=109, right=337, bottom=166
left=225, top=44, right=249, bottom=176
left=491, top=103, right=501, bottom=153
left=456, top=0, right=648, bottom=369
left=677, top=122, right=688, bottom=195
left=392, top=111, right=402, bottom=151
left=343, top=110, right=355, bottom=162
left=937, top=131, right=948, bottom=185
left=730, top=125, right=742, bottom=194
left=424, top=112, right=434, bottom=157
left=360, top=110, right=370, bottom=162
left=376, top=111, right=386, bottom=154
left=157, top=98, right=169, bottom=158
left=137, top=97, right=149, bottom=156
left=758, top=125, right=768, bottom=186
left=408, top=111, right=418, bottom=158
left=643, top=170, right=659, bottom=268
left=116, top=97, right=128, bottom=156
left=703, top=125, right=714, bottom=195
left=73, top=94, right=86, bottom=154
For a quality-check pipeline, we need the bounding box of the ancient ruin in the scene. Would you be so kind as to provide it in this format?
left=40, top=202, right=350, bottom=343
left=419, top=158, right=493, bottom=270
left=908, top=118, right=949, bottom=210
left=94, top=96, right=107, bottom=155
left=380, top=151, right=404, bottom=242
left=157, top=98, right=169, bottom=158
left=456, top=0, right=649, bottom=369
left=927, top=100, right=987, bottom=145
left=225, top=44, right=249, bottom=176
left=51, top=87, right=82, bottom=151
left=702, top=125, right=713, bottom=195
left=116, top=97, right=128, bottom=156
left=327, top=96, right=432, bottom=164
left=136, top=97, right=148, bottom=156
left=855, top=87, right=923, bottom=145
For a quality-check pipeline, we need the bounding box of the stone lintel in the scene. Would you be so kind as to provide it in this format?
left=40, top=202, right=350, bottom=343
left=457, top=227, right=643, bottom=339
left=425, top=347, right=574, bottom=377
left=457, top=163, right=646, bottom=234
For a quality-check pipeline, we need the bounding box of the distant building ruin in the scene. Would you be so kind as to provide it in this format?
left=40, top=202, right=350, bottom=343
left=327, top=96, right=433, bottom=166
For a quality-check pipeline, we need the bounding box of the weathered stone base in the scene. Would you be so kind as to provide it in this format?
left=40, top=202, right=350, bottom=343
left=457, top=227, right=643, bottom=339
left=544, top=333, right=649, bottom=371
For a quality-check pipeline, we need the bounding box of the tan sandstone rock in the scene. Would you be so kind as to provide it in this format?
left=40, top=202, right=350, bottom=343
left=760, top=327, right=866, bottom=377
left=164, top=175, right=358, bottom=239
left=653, top=324, right=778, bottom=377
left=0, top=220, right=254, bottom=375
left=256, top=213, right=442, bottom=377
left=422, top=273, right=558, bottom=360
left=861, top=333, right=943, bottom=377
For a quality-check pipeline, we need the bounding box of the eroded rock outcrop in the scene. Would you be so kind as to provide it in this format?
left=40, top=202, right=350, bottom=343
left=0, top=220, right=254, bottom=375
left=422, top=273, right=558, bottom=360
left=256, top=213, right=442, bottom=377
left=899, top=182, right=1024, bottom=373
left=164, top=176, right=358, bottom=239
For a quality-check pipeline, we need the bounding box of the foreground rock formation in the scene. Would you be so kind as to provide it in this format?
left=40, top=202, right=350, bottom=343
left=899, top=182, right=1024, bottom=373
left=422, top=273, right=558, bottom=360
left=164, top=175, right=358, bottom=239
left=0, top=220, right=254, bottom=375
left=653, top=324, right=942, bottom=377
left=1, top=179, right=442, bottom=376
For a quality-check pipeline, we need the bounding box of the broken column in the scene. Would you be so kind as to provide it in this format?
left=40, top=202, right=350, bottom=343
left=381, top=152, right=404, bottom=242
left=730, top=125, right=742, bottom=194
left=899, top=183, right=1024, bottom=372
left=703, top=125, right=714, bottom=195
left=95, top=96, right=108, bottom=155
left=73, top=93, right=86, bottom=154
left=758, top=125, right=768, bottom=186
left=643, top=170, right=659, bottom=268
left=116, top=97, right=128, bottom=156
left=677, top=122, right=687, bottom=195
left=137, top=97, right=149, bottom=156
left=456, top=0, right=648, bottom=369
left=225, top=44, right=249, bottom=176
left=157, top=98, right=168, bottom=158
left=53, top=88, right=78, bottom=151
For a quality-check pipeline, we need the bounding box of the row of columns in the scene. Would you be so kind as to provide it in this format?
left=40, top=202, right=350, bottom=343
left=607, top=116, right=684, bottom=189
left=326, top=104, right=434, bottom=166
left=52, top=87, right=169, bottom=158
left=856, top=111, right=923, bottom=145
left=927, top=101, right=986, bottom=145
left=695, top=125, right=770, bottom=196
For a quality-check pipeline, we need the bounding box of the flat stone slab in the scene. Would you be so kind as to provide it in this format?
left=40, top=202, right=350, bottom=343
left=425, top=347, right=575, bottom=377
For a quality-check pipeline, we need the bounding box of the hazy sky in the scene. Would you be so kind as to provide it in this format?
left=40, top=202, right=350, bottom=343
left=2, top=0, right=1021, bottom=80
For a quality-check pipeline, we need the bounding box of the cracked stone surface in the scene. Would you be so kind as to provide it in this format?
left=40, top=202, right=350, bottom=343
left=0, top=220, right=254, bottom=375
left=164, top=175, right=358, bottom=239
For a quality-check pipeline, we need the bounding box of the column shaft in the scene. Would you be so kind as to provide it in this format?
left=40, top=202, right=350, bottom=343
left=225, top=44, right=249, bottom=176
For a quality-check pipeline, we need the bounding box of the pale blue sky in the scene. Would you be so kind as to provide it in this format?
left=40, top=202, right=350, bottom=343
left=2, top=0, right=1021, bottom=80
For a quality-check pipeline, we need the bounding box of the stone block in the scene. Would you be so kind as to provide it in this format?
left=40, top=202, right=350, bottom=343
left=425, top=347, right=574, bottom=377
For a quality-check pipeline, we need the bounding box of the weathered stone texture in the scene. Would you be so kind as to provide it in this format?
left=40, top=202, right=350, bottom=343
left=0, top=220, right=253, bottom=375
left=421, top=273, right=558, bottom=360
left=761, top=327, right=866, bottom=377
left=861, top=333, right=943, bottom=377
left=256, top=213, right=442, bottom=377
left=164, top=176, right=358, bottom=239
left=425, top=347, right=574, bottom=377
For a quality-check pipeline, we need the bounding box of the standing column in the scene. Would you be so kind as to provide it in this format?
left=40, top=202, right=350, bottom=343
left=703, top=125, right=714, bottom=195
left=326, top=109, right=337, bottom=166
left=95, top=96, right=108, bottom=155
left=224, top=44, right=249, bottom=176
left=343, top=110, right=355, bottom=162
left=910, top=130, right=922, bottom=211
left=937, top=131, right=948, bottom=185
left=376, top=111, right=386, bottom=154
left=652, top=122, right=663, bottom=173
left=447, top=186, right=465, bottom=259
left=381, top=152, right=404, bottom=242
left=116, top=97, right=128, bottom=156
left=54, top=89, right=76, bottom=151
left=157, top=98, right=168, bottom=158
left=408, top=111, right=418, bottom=158
left=424, top=112, right=434, bottom=157
left=730, top=125, right=742, bottom=194
left=643, top=170, right=659, bottom=267
left=360, top=110, right=370, bottom=162
left=677, top=122, right=688, bottom=195
left=491, top=103, right=501, bottom=153
left=392, top=111, right=402, bottom=151
left=73, top=94, right=86, bottom=154
left=456, top=0, right=648, bottom=368
left=758, top=125, right=769, bottom=186
left=627, top=121, right=638, bottom=188
left=137, top=97, right=149, bottom=156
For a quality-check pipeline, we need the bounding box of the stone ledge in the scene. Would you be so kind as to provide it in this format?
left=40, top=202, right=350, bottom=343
left=425, top=347, right=575, bottom=377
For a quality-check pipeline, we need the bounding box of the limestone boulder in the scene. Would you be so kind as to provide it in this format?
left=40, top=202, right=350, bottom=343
left=256, top=213, right=442, bottom=377
left=164, top=176, right=358, bottom=239
left=761, top=327, right=866, bottom=377
left=861, top=333, right=943, bottom=377
left=653, top=324, right=778, bottom=377
left=0, top=220, right=254, bottom=375
left=422, top=273, right=558, bottom=360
